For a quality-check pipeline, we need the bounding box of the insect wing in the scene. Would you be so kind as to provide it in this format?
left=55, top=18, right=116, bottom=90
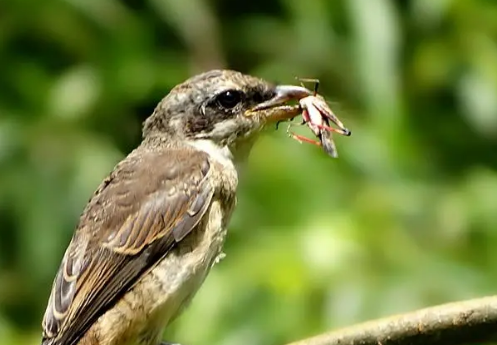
left=320, top=129, right=338, bottom=158
left=304, top=97, right=326, bottom=124
left=310, top=97, right=350, bottom=136
left=319, top=118, right=338, bottom=158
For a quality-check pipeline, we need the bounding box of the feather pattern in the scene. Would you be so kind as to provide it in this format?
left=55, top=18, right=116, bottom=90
left=41, top=148, right=214, bottom=345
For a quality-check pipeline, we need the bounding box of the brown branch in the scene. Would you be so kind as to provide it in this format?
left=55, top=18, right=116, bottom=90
left=285, top=296, right=497, bottom=345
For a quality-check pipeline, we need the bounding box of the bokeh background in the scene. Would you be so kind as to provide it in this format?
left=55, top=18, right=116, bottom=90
left=1, top=0, right=497, bottom=344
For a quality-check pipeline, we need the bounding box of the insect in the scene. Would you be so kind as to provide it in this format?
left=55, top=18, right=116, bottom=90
left=280, top=78, right=351, bottom=158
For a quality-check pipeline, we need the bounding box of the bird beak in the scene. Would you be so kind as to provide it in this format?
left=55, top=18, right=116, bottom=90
left=245, top=85, right=312, bottom=123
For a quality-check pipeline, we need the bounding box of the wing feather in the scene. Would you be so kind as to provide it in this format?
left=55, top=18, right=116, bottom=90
left=41, top=148, right=214, bottom=345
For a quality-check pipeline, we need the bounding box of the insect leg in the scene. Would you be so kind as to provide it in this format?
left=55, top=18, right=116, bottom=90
left=289, top=133, right=322, bottom=146
left=286, top=123, right=322, bottom=146
left=314, top=123, right=351, bottom=136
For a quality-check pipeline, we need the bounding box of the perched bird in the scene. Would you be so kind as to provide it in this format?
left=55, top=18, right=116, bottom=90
left=41, top=69, right=311, bottom=345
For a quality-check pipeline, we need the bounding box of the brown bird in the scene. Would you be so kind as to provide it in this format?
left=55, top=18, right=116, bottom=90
left=40, top=70, right=311, bottom=345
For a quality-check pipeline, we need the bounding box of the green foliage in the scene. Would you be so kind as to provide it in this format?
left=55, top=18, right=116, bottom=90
left=1, top=0, right=497, bottom=344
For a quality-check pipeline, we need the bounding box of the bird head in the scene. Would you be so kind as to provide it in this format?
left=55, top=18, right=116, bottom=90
left=143, top=70, right=311, bottom=161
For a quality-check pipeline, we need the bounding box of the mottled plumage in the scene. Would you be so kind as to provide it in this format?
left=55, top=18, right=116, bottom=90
left=41, top=70, right=311, bottom=345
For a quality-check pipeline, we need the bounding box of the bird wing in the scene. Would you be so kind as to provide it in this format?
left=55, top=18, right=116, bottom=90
left=41, top=148, right=215, bottom=345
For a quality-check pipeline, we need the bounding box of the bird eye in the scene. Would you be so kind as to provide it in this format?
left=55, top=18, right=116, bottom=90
left=215, top=90, right=242, bottom=109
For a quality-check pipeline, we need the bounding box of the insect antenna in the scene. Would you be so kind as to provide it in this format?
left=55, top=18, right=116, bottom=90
left=295, top=77, right=320, bottom=96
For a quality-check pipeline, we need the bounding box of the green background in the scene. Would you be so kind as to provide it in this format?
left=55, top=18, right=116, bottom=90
left=1, top=0, right=497, bottom=344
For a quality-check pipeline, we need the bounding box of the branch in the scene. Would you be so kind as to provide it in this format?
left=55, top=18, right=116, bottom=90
left=285, top=296, right=497, bottom=345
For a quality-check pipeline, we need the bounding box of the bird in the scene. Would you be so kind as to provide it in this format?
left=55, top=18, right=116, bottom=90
left=40, top=69, right=312, bottom=345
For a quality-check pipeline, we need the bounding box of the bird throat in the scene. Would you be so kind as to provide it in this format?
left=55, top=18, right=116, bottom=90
left=188, top=138, right=255, bottom=178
